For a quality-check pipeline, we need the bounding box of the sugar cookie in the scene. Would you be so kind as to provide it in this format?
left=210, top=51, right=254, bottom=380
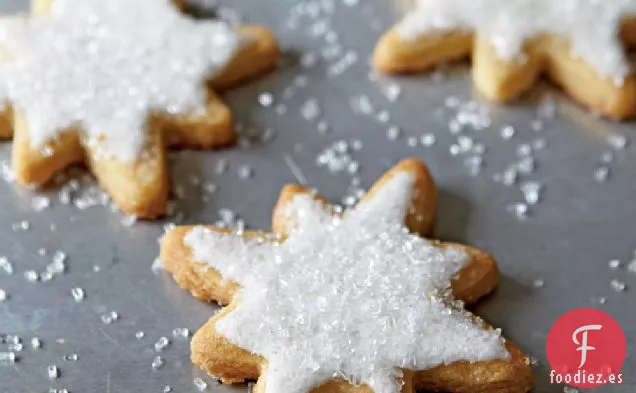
left=0, top=0, right=278, bottom=218
left=160, top=158, right=534, bottom=393
left=374, top=0, right=636, bottom=119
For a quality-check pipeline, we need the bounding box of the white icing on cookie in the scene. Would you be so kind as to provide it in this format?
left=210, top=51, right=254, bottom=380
left=399, top=0, right=636, bottom=82
left=184, top=172, right=509, bottom=393
left=0, top=0, right=242, bottom=162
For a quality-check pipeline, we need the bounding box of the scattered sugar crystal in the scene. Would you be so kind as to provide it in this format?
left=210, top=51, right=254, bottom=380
left=351, top=140, right=363, bottom=151
left=40, top=271, right=53, bottom=282
left=214, top=159, right=228, bottom=175
left=152, top=356, right=165, bottom=370
left=376, top=110, right=391, bottom=123
left=533, top=279, right=544, bottom=288
left=351, top=95, right=374, bottom=115
left=59, top=188, right=71, bottom=204
left=63, top=353, right=78, bottom=362
left=449, top=144, right=461, bottom=156
left=317, top=121, right=330, bottom=134
left=347, top=162, right=360, bottom=174
left=237, top=165, right=253, bottom=179
left=342, top=195, right=357, bottom=207
left=451, top=100, right=491, bottom=130
left=71, top=287, right=85, bottom=302
left=531, top=120, right=544, bottom=131
left=5, top=335, right=20, bottom=345
left=121, top=215, right=137, bottom=227
left=1, top=162, right=15, bottom=183
left=0, top=289, right=6, bottom=301
left=154, top=337, right=170, bottom=351
left=464, top=156, right=483, bottom=176
left=0, top=352, right=16, bottom=364
left=164, top=386, right=172, bottom=393
left=38, top=248, right=47, bottom=256
left=47, top=259, right=65, bottom=275
left=12, top=220, right=30, bottom=231
left=7, top=343, right=22, bottom=352
left=420, top=133, right=436, bottom=147
left=457, top=135, right=473, bottom=152
left=258, top=92, right=274, bottom=107
left=386, top=126, right=401, bottom=140
left=472, top=143, right=486, bottom=154
left=384, top=84, right=402, bottom=102
left=507, top=203, right=528, bottom=219
left=448, top=120, right=461, bottom=134
left=219, top=209, right=236, bottom=225
left=31, top=196, right=51, bottom=212
left=444, top=96, right=460, bottom=108
left=151, top=257, right=163, bottom=273
left=300, top=99, right=322, bottom=120
left=606, top=134, right=627, bottom=150
left=517, top=157, right=535, bottom=174
left=31, top=337, right=41, bottom=350
left=608, top=260, right=621, bottom=269
left=532, top=138, right=547, bottom=150
left=316, top=141, right=357, bottom=173
left=47, top=365, right=59, bottom=379
left=193, top=377, right=207, bottom=391
left=52, top=251, right=67, bottom=269
left=627, top=259, right=636, bottom=274
left=100, top=311, right=119, bottom=324
left=520, top=181, right=542, bottom=205
left=203, top=182, right=217, bottom=194
left=0, top=257, right=13, bottom=275
left=611, top=280, right=626, bottom=292
left=516, top=144, right=532, bottom=157
left=407, top=136, right=418, bottom=147
left=593, top=296, right=607, bottom=305
left=502, top=168, right=518, bottom=186
left=135, top=331, right=145, bottom=339
left=24, top=270, right=39, bottom=282
left=328, top=51, right=358, bottom=76
left=172, top=328, right=190, bottom=340
left=594, top=165, right=610, bottom=182
left=602, top=152, right=614, bottom=163
left=500, top=125, right=515, bottom=139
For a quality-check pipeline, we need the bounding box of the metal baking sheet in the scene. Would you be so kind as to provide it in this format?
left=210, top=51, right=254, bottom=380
left=1, top=0, right=635, bottom=392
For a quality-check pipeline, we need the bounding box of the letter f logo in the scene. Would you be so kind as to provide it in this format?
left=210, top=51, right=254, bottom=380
left=572, top=324, right=603, bottom=368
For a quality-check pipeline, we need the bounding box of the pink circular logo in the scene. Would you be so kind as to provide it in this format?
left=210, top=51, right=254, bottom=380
left=546, top=308, right=626, bottom=388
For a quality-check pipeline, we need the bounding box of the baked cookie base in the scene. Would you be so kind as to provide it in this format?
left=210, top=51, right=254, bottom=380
left=373, top=18, right=636, bottom=120
left=160, top=159, right=535, bottom=393
left=0, top=0, right=279, bottom=218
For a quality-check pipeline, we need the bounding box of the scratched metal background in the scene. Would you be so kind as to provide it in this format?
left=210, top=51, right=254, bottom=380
left=1, top=0, right=635, bottom=392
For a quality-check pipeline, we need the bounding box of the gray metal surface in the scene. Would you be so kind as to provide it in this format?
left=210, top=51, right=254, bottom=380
left=1, top=0, right=635, bottom=392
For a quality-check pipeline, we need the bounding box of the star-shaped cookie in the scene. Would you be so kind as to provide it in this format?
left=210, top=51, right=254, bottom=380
left=0, top=0, right=278, bottom=218
left=160, top=158, right=534, bottom=393
left=374, top=0, right=636, bottom=119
